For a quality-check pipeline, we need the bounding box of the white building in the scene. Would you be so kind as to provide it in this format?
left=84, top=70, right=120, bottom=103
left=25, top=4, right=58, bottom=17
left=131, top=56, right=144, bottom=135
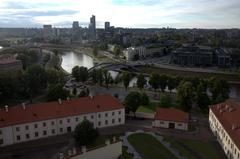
left=0, top=94, right=125, bottom=147
left=209, top=100, right=240, bottom=159
left=152, top=108, right=189, bottom=131
left=123, top=46, right=146, bottom=61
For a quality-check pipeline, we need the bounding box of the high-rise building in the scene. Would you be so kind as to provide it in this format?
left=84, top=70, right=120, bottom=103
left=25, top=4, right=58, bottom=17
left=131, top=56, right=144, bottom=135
left=105, top=22, right=110, bottom=30
left=43, top=25, right=53, bottom=38
left=89, top=15, right=96, bottom=40
left=72, top=21, right=79, bottom=30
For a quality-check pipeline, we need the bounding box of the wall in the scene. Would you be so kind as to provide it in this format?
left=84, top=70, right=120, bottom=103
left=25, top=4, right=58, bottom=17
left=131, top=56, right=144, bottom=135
left=153, top=120, right=188, bottom=131
left=209, top=110, right=240, bottom=159
left=70, top=142, right=122, bottom=159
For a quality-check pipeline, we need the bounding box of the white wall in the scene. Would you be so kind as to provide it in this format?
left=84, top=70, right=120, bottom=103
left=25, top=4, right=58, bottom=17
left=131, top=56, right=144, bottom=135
left=0, top=108, right=125, bottom=147
left=153, top=120, right=188, bottom=131
left=209, top=110, right=240, bottom=159
left=70, top=142, right=122, bottom=159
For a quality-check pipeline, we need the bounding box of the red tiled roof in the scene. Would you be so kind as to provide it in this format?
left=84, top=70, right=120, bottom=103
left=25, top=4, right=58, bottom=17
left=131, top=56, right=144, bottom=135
left=0, top=94, right=123, bottom=128
left=154, top=108, right=189, bottom=123
left=210, top=99, right=240, bottom=149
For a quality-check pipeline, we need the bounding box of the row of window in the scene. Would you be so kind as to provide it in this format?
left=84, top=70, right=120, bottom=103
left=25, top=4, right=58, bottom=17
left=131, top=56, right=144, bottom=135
left=15, top=111, right=122, bottom=132
left=98, top=118, right=122, bottom=126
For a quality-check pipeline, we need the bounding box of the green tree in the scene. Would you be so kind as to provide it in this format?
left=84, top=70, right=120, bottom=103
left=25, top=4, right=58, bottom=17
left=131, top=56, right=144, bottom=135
left=159, top=94, right=172, bottom=108
left=72, top=66, right=89, bottom=83
left=122, top=72, right=132, bottom=90
left=72, top=87, right=77, bottom=96
left=167, top=76, right=176, bottom=93
left=103, top=69, right=112, bottom=89
left=97, top=69, right=104, bottom=86
left=93, top=46, right=98, bottom=57
left=141, top=92, right=149, bottom=106
left=17, top=54, right=30, bottom=70
left=159, top=75, right=168, bottom=92
left=177, top=81, right=194, bottom=111
left=90, top=69, right=98, bottom=84
left=137, top=74, right=146, bottom=90
left=124, top=92, right=142, bottom=117
left=149, top=73, right=160, bottom=91
left=113, top=46, right=121, bottom=57
left=46, top=68, right=65, bottom=85
left=78, top=90, right=88, bottom=97
left=47, top=84, right=70, bottom=101
left=74, top=120, right=99, bottom=146
left=196, top=82, right=210, bottom=110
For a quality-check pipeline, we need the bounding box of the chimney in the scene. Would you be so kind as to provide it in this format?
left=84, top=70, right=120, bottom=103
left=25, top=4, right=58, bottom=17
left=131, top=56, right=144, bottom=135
left=5, top=105, right=8, bottom=112
left=58, top=98, right=62, bottom=104
left=22, top=103, right=26, bottom=110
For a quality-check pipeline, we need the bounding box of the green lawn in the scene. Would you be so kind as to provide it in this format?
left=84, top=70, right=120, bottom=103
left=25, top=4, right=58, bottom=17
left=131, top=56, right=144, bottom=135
left=128, top=133, right=178, bottom=159
left=137, top=102, right=159, bottom=114
left=163, top=136, right=221, bottom=159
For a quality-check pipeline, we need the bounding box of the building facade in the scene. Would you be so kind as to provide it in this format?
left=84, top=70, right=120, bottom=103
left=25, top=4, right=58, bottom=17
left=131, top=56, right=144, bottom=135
left=89, top=15, right=96, bottom=40
left=0, top=94, right=125, bottom=147
left=153, top=108, right=189, bottom=131
left=123, top=46, right=146, bottom=61
left=209, top=100, right=240, bottom=159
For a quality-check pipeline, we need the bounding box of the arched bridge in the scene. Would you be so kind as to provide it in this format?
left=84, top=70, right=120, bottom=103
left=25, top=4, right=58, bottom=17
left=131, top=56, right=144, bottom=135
left=88, top=62, right=140, bottom=72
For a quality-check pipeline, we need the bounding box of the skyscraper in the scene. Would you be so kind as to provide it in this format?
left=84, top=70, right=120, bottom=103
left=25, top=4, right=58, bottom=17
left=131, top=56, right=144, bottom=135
left=105, top=22, right=110, bottom=30
left=72, top=21, right=79, bottom=30
left=89, top=15, right=96, bottom=40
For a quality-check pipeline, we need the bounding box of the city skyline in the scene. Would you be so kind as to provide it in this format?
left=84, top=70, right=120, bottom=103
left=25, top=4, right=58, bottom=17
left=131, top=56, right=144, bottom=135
left=0, top=0, right=240, bottom=29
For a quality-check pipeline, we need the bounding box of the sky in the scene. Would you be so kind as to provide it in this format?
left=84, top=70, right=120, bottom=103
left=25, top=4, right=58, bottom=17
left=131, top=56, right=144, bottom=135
left=0, top=0, right=239, bottom=29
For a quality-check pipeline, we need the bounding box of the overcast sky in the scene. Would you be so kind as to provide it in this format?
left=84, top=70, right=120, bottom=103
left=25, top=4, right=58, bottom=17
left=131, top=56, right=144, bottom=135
left=0, top=0, right=239, bottom=28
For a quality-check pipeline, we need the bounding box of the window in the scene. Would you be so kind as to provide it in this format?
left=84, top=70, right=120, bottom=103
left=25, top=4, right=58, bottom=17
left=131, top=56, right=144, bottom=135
left=160, top=121, right=164, bottom=124
left=84, top=116, right=87, bottom=120
left=112, top=119, right=115, bottom=124
left=67, top=119, right=70, bottom=123
left=118, top=118, right=121, bottom=123
left=105, top=120, right=108, bottom=125
left=98, top=121, right=101, bottom=126
left=35, top=132, right=38, bottom=137
left=43, top=130, right=47, bottom=136
left=25, top=125, right=29, bottom=130
left=178, top=123, right=182, bottom=126
left=52, top=129, right=55, bottom=134
left=119, top=111, right=121, bottom=115
left=0, top=130, right=2, bottom=135
left=76, top=117, right=78, bottom=122
left=60, top=128, right=63, bottom=132
left=16, top=127, right=20, bottom=132
left=34, top=124, right=38, bottom=129
left=105, top=113, right=108, bottom=117
left=51, top=121, right=55, bottom=125
left=112, top=112, right=115, bottom=116
left=98, top=114, right=101, bottom=118
left=43, top=122, right=46, bottom=127
left=59, top=120, right=62, bottom=124
left=91, top=115, right=94, bottom=119
left=17, top=135, right=21, bottom=141
left=26, top=134, right=30, bottom=139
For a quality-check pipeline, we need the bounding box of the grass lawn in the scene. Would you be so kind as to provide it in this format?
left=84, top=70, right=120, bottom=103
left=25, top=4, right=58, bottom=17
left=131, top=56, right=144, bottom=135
left=139, top=66, right=239, bottom=82
left=128, top=133, right=178, bottom=159
left=137, top=102, right=159, bottom=114
left=163, top=136, right=221, bottom=159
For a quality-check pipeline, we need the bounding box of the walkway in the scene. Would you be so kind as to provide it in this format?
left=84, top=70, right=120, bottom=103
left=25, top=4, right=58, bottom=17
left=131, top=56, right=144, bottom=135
left=121, top=130, right=187, bottom=159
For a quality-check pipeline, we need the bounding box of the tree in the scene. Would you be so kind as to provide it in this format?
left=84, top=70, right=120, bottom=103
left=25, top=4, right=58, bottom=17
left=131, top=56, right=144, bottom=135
left=17, top=54, right=30, bottom=70
left=177, top=81, right=194, bottom=111
left=122, top=72, right=132, bottom=90
left=113, top=46, right=121, bottom=57
left=124, top=92, right=142, bottom=117
left=26, top=65, right=48, bottom=101
left=196, top=82, right=210, bottom=110
left=97, top=69, right=104, bottom=86
left=159, top=75, right=168, bottom=92
left=47, top=84, right=70, bottom=101
left=159, top=94, right=172, bottom=108
left=74, top=120, right=99, bottom=147
left=72, top=66, right=89, bottom=83
left=93, top=46, right=98, bottom=57
left=46, top=68, right=65, bottom=85
left=72, top=87, right=77, bottom=96
left=141, top=92, right=149, bottom=106
left=103, top=69, right=113, bottom=89
left=137, top=74, right=146, bottom=90
left=167, top=76, right=176, bottom=93
left=149, top=73, right=160, bottom=91
left=53, top=49, right=59, bottom=56
left=90, top=69, right=98, bottom=84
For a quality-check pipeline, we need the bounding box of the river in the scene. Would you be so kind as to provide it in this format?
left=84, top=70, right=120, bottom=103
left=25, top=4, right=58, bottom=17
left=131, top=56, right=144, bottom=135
left=61, top=51, right=240, bottom=99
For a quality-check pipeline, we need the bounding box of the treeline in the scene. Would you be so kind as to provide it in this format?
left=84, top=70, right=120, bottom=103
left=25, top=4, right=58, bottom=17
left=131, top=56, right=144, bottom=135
left=0, top=65, right=66, bottom=106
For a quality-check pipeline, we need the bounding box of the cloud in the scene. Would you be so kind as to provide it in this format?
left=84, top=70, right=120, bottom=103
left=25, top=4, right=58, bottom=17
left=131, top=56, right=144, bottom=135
left=0, top=0, right=239, bottom=28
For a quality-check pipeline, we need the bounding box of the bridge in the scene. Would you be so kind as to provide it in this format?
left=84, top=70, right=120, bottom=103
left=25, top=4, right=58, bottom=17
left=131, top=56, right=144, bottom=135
left=88, top=62, right=141, bottom=72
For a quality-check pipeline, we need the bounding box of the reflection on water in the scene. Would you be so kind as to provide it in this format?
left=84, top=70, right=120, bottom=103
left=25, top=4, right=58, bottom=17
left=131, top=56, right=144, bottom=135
left=61, top=52, right=94, bottom=73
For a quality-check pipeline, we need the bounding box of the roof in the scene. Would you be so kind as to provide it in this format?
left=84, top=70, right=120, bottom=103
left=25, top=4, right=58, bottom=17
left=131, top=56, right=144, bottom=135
left=210, top=99, right=240, bottom=149
left=0, top=94, right=123, bottom=128
left=154, top=108, right=189, bottom=123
